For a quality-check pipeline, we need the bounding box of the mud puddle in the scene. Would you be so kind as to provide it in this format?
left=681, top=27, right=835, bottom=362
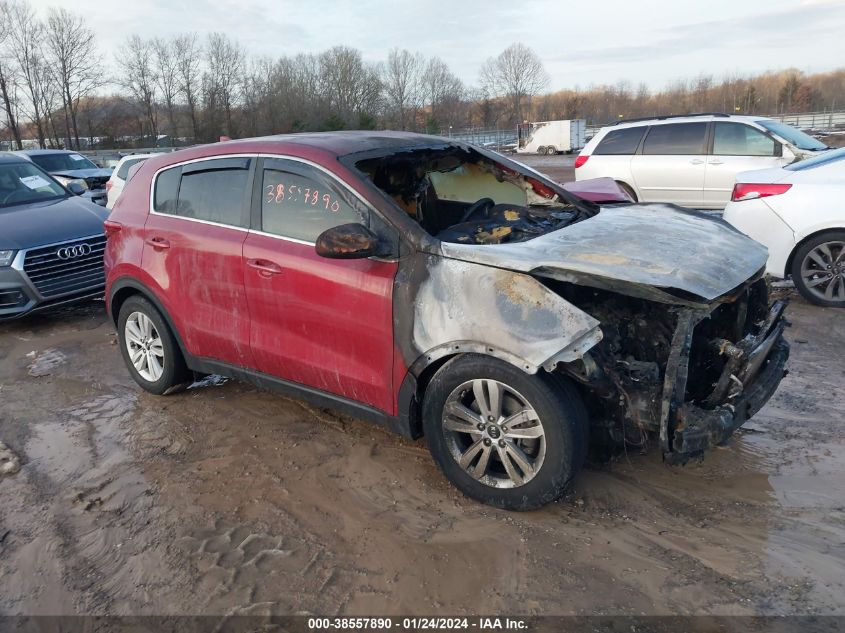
left=0, top=297, right=843, bottom=615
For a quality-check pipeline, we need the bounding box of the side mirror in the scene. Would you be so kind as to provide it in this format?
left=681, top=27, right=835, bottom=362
left=315, top=223, right=380, bottom=259
left=66, top=181, right=86, bottom=196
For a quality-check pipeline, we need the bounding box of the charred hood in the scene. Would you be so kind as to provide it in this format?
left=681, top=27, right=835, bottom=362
left=439, top=203, right=768, bottom=304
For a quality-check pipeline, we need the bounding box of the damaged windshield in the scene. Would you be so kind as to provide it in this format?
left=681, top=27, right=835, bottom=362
left=355, top=146, right=596, bottom=245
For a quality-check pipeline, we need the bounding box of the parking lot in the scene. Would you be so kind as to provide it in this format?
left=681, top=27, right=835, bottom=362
left=0, top=289, right=843, bottom=615
left=519, top=153, right=576, bottom=184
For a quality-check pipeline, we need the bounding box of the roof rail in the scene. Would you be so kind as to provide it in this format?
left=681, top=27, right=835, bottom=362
left=612, top=112, right=731, bottom=125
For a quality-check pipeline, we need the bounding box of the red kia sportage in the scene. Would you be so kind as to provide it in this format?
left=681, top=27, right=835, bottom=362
left=104, top=131, right=788, bottom=510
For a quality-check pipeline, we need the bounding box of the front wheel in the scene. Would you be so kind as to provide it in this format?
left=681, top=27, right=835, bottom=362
left=791, top=231, right=845, bottom=307
left=422, top=355, right=588, bottom=510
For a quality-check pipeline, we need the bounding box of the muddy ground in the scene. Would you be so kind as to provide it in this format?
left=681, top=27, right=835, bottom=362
left=0, top=291, right=843, bottom=617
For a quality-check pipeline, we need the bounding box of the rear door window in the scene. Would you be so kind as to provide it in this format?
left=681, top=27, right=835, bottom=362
left=259, top=159, right=362, bottom=242
left=593, top=127, right=646, bottom=155
left=713, top=123, right=776, bottom=156
left=153, top=157, right=251, bottom=227
left=642, top=123, right=708, bottom=155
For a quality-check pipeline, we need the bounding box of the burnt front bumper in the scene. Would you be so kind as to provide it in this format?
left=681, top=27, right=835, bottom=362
left=661, top=300, right=789, bottom=462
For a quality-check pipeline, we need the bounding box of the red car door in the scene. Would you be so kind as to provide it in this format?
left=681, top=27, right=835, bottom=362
left=142, top=157, right=254, bottom=368
left=242, top=157, right=397, bottom=413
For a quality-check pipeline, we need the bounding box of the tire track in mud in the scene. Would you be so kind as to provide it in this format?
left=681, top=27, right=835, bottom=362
left=138, top=386, right=394, bottom=615
left=175, top=519, right=369, bottom=615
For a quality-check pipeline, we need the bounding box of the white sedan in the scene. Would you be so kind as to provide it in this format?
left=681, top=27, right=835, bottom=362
left=724, top=147, right=845, bottom=307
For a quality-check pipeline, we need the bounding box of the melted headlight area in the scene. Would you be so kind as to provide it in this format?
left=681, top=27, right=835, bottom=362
left=549, top=279, right=789, bottom=460
left=356, top=147, right=588, bottom=244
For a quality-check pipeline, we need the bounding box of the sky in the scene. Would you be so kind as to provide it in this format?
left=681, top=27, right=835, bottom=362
left=27, top=0, right=845, bottom=91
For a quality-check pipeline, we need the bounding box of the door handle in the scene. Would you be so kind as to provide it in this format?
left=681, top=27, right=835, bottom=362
left=247, top=258, right=283, bottom=276
left=145, top=236, right=170, bottom=250
left=690, top=159, right=705, bottom=165
left=709, top=159, right=724, bottom=165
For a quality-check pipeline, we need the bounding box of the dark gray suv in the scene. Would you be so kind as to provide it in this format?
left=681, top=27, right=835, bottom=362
left=0, top=154, right=109, bottom=320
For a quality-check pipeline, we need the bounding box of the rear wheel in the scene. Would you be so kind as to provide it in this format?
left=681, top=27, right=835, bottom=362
left=546, top=146, right=557, bottom=155
left=117, top=295, right=191, bottom=394
left=422, top=355, right=588, bottom=510
left=537, top=146, right=547, bottom=155
left=791, top=231, right=845, bottom=307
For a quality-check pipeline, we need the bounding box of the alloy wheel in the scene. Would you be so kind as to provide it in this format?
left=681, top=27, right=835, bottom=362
left=800, top=240, right=845, bottom=303
left=124, top=311, right=165, bottom=382
left=442, top=379, right=546, bottom=488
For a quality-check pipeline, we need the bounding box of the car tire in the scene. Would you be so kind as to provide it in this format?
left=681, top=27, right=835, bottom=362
left=616, top=181, right=638, bottom=202
left=547, top=146, right=557, bottom=155
left=791, top=231, right=845, bottom=307
left=422, top=354, right=588, bottom=511
left=537, top=146, right=546, bottom=155
left=117, top=295, right=191, bottom=394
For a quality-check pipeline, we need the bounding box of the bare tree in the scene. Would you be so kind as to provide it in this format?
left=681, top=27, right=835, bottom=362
left=0, top=1, right=22, bottom=148
left=265, top=53, right=322, bottom=132
left=422, top=57, right=463, bottom=131
left=382, top=48, right=423, bottom=130
left=39, top=62, right=63, bottom=147
left=153, top=37, right=179, bottom=142
left=472, top=86, right=506, bottom=129
left=44, top=7, right=102, bottom=149
left=8, top=0, right=51, bottom=147
left=318, top=46, right=381, bottom=129
left=240, top=56, right=275, bottom=136
left=479, top=43, right=548, bottom=124
left=116, top=35, right=158, bottom=141
left=173, top=33, right=202, bottom=140
left=692, top=74, right=714, bottom=111
left=205, top=32, right=244, bottom=137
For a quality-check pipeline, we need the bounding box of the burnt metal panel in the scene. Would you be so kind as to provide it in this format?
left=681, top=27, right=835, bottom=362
left=410, top=257, right=602, bottom=374
left=441, top=203, right=769, bottom=303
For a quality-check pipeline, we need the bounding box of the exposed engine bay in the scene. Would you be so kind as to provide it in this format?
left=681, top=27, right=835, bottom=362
left=356, top=146, right=595, bottom=244
left=546, top=278, right=788, bottom=460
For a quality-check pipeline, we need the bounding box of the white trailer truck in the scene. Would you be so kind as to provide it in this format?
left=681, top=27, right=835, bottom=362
left=516, top=119, right=586, bottom=154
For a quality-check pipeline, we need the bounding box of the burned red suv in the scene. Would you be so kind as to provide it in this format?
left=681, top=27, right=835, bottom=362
left=104, top=132, right=788, bottom=510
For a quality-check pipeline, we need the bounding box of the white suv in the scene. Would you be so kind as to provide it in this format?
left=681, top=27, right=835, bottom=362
left=575, top=114, right=830, bottom=209
left=106, top=153, right=163, bottom=209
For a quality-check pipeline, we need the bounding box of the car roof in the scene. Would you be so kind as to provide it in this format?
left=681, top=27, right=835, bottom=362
left=139, top=130, right=462, bottom=174
left=14, top=149, right=81, bottom=156
left=0, top=152, right=36, bottom=164
left=607, top=114, right=770, bottom=131
left=240, top=130, right=454, bottom=155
